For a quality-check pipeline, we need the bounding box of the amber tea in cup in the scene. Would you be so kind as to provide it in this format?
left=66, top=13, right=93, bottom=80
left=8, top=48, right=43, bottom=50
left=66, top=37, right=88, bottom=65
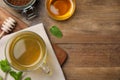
left=5, top=31, right=50, bottom=73
left=46, top=0, right=76, bottom=20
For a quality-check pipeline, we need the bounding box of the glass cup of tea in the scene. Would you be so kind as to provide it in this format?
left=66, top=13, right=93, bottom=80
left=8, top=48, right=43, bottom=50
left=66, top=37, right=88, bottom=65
left=45, top=0, right=76, bottom=20
left=5, top=31, right=50, bottom=73
left=3, top=0, right=37, bottom=20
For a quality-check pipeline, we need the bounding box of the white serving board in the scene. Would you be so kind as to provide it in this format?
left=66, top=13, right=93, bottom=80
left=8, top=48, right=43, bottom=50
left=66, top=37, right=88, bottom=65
left=0, top=23, right=65, bottom=80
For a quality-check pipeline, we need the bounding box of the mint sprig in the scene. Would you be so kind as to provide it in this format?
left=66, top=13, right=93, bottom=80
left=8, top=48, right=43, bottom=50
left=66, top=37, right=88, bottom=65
left=50, top=26, right=63, bottom=38
left=0, top=59, right=31, bottom=80
left=10, top=71, right=23, bottom=80
left=0, top=59, right=11, bottom=72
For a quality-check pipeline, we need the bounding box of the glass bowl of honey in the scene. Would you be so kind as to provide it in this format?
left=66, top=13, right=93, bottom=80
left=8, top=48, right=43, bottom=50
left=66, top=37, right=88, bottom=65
left=45, top=0, right=76, bottom=20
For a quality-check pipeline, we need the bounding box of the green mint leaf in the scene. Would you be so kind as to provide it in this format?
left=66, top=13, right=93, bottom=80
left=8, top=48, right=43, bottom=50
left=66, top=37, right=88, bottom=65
left=50, top=26, right=63, bottom=38
left=17, top=72, right=23, bottom=80
left=0, top=76, right=3, bottom=80
left=10, top=71, right=23, bottom=80
left=24, top=77, right=31, bottom=80
left=0, top=59, right=11, bottom=72
left=9, top=71, right=17, bottom=80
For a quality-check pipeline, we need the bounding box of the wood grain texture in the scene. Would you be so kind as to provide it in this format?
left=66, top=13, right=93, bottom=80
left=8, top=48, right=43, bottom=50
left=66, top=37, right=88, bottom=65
left=1, top=0, right=120, bottom=80
left=60, top=43, right=120, bottom=80
left=28, top=0, right=120, bottom=43
left=63, top=67, right=120, bottom=80
left=59, top=43, right=120, bottom=67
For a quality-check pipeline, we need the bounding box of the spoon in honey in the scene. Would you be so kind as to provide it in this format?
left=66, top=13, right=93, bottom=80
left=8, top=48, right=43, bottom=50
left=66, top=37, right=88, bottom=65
left=0, top=17, right=16, bottom=39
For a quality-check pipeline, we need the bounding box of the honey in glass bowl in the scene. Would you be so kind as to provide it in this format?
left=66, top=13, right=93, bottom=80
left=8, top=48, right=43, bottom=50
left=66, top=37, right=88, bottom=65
left=45, top=0, right=76, bottom=20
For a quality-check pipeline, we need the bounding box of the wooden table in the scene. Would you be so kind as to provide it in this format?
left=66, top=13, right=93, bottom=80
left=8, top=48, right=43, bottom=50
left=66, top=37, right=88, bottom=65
left=1, top=0, right=120, bottom=80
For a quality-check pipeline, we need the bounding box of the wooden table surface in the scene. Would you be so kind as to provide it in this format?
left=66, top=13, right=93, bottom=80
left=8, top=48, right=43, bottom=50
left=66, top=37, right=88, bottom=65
left=1, top=0, right=120, bottom=80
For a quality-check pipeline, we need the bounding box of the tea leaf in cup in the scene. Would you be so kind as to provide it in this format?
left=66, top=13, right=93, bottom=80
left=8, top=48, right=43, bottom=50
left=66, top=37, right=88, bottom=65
left=10, top=71, right=23, bottom=80
left=50, top=26, right=63, bottom=38
left=0, top=59, right=11, bottom=72
left=24, top=77, right=31, bottom=80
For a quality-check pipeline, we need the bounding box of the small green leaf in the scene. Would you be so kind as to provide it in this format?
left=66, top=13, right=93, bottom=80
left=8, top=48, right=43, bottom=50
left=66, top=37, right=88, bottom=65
left=0, top=76, right=3, bottom=80
left=10, top=71, right=17, bottom=80
left=0, top=59, right=11, bottom=72
left=24, top=77, right=31, bottom=80
left=10, top=71, right=23, bottom=80
left=50, top=26, right=63, bottom=38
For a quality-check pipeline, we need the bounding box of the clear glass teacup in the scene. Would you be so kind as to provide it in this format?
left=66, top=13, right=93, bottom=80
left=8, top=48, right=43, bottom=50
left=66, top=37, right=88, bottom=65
left=5, top=31, right=50, bottom=73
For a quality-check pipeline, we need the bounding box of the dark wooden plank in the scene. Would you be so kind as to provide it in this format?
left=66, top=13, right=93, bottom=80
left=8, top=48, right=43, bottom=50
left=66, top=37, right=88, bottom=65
left=52, top=44, right=68, bottom=66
